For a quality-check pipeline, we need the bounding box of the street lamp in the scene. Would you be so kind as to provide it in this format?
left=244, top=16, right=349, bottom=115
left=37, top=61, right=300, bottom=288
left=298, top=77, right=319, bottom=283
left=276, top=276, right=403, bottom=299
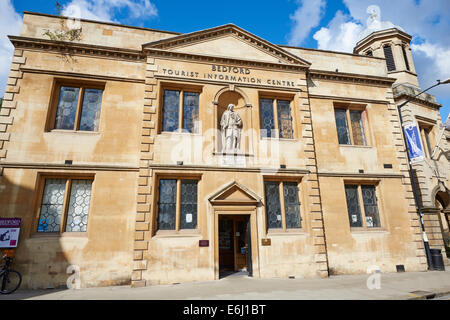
left=397, top=78, right=450, bottom=270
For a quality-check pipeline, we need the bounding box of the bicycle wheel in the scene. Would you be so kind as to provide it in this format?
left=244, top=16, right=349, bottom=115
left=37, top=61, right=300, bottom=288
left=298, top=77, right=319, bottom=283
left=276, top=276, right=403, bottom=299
left=0, top=270, right=22, bottom=294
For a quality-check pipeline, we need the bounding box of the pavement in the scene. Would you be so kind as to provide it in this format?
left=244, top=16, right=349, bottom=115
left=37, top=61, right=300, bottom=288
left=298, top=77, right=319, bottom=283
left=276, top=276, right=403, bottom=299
left=1, top=270, right=450, bottom=300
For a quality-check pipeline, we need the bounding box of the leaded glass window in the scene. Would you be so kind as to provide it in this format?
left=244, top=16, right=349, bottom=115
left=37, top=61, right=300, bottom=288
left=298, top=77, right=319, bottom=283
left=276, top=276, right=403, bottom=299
left=180, top=180, right=198, bottom=229
left=264, top=181, right=282, bottom=229
left=161, top=89, right=200, bottom=133
left=260, top=98, right=275, bottom=138
left=334, top=108, right=350, bottom=145
left=335, top=108, right=368, bottom=146
left=79, top=89, right=102, bottom=131
left=157, top=178, right=199, bottom=231
left=345, top=184, right=382, bottom=229
left=183, top=92, right=199, bottom=133
left=361, top=185, right=380, bottom=228
left=66, top=180, right=93, bottom=232
left=55, top=87, right=79, bottom=130
left=344, top=185, right=363, bottom=227
left=264, top=180, right=302, bottom=230
left=38, top=179, right=66, bottom=232
left=283, top=182, right=301, bottom=228
left=162, top=90, right=180, bottom=132
left=53, top=84, right=103, bottom=132
left=157, top=179, right=177, bottom=230
left=259, top=98, right=293, bottom=139
left=277, top=100, right=293, bottom=139
left=37, top=178, right=93, bottom=233
left=350, top=110, right=366, bottom=146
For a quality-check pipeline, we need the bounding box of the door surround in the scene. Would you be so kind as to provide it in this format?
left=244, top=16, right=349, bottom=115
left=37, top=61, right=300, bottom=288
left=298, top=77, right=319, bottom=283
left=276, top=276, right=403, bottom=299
left=209, top=181, right=262, bottom=280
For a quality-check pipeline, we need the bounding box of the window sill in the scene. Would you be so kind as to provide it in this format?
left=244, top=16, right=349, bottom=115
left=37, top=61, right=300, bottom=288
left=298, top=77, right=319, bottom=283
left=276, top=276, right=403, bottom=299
left=339, top=144, right=373, bottom=149
left=159, top=131, right=202, bottom=136
left=261, top=137, right=296, bottom=142
left=30, top=232, right=88, bottom=239
left=267, top=228, right=307, bottom=236
left=153, top=230, right=202, bottom=238
left=47, top=130, right=100, bottom=135
left=350, top=228, right=389, bottom=234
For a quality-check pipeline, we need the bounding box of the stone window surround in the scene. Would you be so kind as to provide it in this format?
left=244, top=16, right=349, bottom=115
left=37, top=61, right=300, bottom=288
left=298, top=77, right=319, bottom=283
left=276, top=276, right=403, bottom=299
left=157, top=82, right=203, bottom=134
left=262, top=176, right=304, bottom=234
left=44, top=78, right=105, bottom=133
left=342, top=179, right=386, bottom=231
left=333, top=102, right=371, bottom=147
left=150, top=172, right=202, bottom=237
left=258, top=91, right=296, bottom=140
left=29, top=173, right=95, bottom=237
left=415, top=117, right=436, bottom=159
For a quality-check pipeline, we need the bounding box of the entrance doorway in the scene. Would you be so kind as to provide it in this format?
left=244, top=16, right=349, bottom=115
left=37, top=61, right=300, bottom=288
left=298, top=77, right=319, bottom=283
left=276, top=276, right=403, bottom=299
left=218, top=215, right=252, bottom=277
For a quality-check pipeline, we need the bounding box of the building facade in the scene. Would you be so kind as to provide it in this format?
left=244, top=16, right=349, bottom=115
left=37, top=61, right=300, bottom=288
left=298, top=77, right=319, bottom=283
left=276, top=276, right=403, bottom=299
left=0, top=12, right=448, bottom=289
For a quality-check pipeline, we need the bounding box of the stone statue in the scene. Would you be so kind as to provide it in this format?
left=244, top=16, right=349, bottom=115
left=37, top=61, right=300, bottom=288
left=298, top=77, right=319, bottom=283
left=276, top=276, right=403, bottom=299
left=220, top=103, right=242, bottom=153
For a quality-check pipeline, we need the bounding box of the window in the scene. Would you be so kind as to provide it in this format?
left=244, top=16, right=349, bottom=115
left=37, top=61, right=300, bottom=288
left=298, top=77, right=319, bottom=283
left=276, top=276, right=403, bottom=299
left=264, top=180, right=301, bottom=230
left=37, top=178, right=93, bottom=233
left=418, top=124, right=434, bottom=158
left=157, top=178, right=198, bottom=231
left=344, top=184, right=381, bottom=228
left=383, top=45, right=396, bottom=71
left=401, top=45, right=410, bottom=71
left=365, top=50, right=373, bottom=57
left=334, top=108, right=367, bottom=145
left=260, top=98, right=293, bottom=139
left=51, top=82, right=104, bottom=131
left=161, top=89, right=199, bottom=133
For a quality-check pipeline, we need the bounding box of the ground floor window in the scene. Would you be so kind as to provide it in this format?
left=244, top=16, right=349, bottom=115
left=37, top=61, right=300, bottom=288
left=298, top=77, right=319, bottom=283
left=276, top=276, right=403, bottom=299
left=264, top=180, right=301, bottom=230
left=157, top=179, right=198, bottom=231
left=37, top=178, right=93, bottom=233
left=344, top=184, right=381, bottom=228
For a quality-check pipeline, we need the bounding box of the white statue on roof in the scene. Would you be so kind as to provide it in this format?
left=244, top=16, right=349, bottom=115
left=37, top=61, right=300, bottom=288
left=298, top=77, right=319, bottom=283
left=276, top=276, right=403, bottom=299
left=359, top=5, right=404, bottom=40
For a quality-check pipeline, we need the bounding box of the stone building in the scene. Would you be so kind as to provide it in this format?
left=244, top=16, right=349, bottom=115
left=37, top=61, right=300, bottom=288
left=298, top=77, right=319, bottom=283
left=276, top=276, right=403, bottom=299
left=0, top=12, right=448, bottom=289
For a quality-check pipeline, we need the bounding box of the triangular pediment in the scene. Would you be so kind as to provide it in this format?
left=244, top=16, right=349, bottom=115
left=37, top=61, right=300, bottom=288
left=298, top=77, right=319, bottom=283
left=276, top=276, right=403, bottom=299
left=209, top=181, right=262, bottom=205
left=143, top=24, right=311, bottom=67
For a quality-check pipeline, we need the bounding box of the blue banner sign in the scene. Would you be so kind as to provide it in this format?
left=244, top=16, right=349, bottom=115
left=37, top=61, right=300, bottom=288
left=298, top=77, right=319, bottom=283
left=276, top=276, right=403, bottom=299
left=403, top=122, right=424, bottom=163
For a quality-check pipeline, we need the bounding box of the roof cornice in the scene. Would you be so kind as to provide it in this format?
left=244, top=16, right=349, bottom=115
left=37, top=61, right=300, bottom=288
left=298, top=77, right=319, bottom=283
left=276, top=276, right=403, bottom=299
left=8, top=35, right=146, bottom=62
left=354, top=28, right=412, bottom=53
left=309, top=69, right=396, bottom=87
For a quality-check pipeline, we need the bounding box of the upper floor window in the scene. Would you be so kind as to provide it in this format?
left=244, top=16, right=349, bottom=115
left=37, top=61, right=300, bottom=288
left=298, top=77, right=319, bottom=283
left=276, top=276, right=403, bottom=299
left=334, top=107, right=367, bottom=146
left=37, top=177, right=93, bottom=233
left=418, top=123, right=434, bottom=158
left=365, top=50, right=373, bottom=57
left=344, top=184, right=381, bottom=229
left=383, top=45, right=396, bottom=71
left=161, top=89, right=199, bottom=133
left=264, top=180, right=301, bottom=230
left=52, top=83, right=104, bottom=131
left=401, top=45, right=410, bottom=71
left=157, top=178, right=198, bottom=231
left=260, top=97, right=293, bottom=139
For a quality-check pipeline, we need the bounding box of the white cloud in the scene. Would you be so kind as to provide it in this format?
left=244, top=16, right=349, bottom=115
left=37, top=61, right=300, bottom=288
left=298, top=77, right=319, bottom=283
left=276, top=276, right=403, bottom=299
left=0, top=0, right=22, bottom=97
left=62, top=0, right=158, bottom=23
left=287, top=0, right=326, bottom=46
left=309, top=0, right=450, bottom=103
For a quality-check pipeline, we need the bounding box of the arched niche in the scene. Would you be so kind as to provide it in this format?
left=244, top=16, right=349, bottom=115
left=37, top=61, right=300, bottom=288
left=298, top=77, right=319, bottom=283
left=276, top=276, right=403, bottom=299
left=213, top=86, right=253, bottom=155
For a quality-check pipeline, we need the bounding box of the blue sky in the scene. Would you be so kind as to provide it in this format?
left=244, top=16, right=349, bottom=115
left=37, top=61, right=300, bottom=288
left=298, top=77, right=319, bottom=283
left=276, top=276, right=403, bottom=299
left=3, top=0, right=450, bottom=122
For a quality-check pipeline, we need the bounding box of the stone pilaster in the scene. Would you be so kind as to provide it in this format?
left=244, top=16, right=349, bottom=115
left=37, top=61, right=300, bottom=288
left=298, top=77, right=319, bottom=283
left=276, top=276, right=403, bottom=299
left=386, top=91, right=428, bottom=269
left=302, top=83, right=329, bottom=278
left=131, top=56, right=157, bottom=287
left=0, top=49, right=26, bottom=173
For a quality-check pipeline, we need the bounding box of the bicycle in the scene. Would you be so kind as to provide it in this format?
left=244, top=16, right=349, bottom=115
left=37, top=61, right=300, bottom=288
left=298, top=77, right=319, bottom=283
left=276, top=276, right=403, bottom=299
left=0, top=249, right=22, bottom=294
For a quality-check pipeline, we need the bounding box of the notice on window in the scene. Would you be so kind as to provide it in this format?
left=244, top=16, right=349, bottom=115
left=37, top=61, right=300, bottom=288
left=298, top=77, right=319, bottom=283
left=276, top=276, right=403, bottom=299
left=0, top=218, right=21, bottom=248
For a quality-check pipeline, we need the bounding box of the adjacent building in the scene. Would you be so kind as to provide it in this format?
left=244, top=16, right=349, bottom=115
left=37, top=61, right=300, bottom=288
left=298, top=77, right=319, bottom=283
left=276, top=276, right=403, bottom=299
left=0, top=12, right=448, bottom=289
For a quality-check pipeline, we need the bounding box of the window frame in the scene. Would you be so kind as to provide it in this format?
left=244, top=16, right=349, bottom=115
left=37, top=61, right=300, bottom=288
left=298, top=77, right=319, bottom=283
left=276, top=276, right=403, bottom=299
left=417, top=122, right=435, bottom=158
left=32, top=173, right=95, bottom=235
left=334, top=104, right=369, bottom=146
left=258, top=93, right=295, bottom=140
left=153, top=174, right=201, bottom=235
left=263, top=177, right=303, bottom=233
left=46, top=78, right=105, bottom=132
left=158, top=83, right=202, bottom=134
left=344, top=182, right=383, bottom=230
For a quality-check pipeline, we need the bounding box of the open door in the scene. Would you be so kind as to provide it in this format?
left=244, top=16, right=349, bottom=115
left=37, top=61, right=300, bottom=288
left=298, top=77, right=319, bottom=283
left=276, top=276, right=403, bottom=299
left=246, top=217, right=253, bottom=276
